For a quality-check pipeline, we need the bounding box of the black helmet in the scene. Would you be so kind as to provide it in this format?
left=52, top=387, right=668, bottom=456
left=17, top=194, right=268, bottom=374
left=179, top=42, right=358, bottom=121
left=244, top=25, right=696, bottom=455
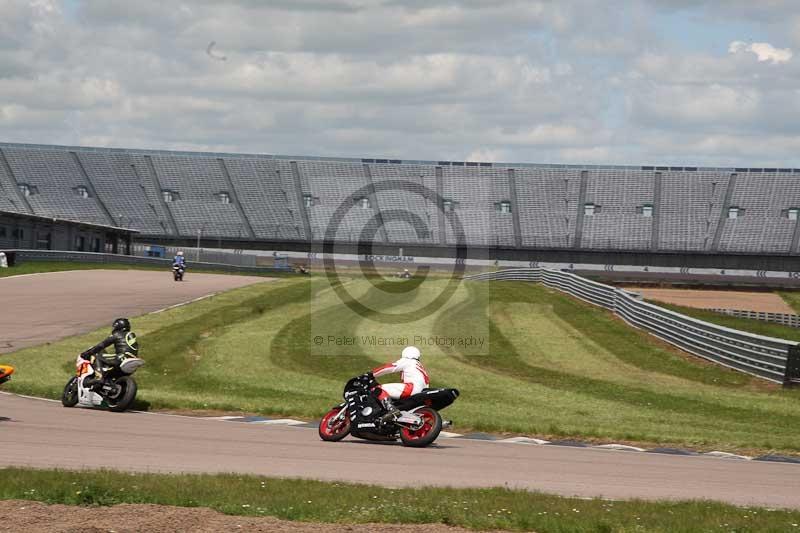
left=112, top=318, right=131, bottom=332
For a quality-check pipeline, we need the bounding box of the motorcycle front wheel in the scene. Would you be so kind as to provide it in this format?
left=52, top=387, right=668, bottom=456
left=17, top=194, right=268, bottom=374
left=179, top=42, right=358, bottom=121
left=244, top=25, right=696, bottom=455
left=399, top=407, right=442, bottom=448
left=318, top=406, right=350, bottom=441
left=106, top=376, right=137, bottom=412
left=61, top=377, right=79, bottom=407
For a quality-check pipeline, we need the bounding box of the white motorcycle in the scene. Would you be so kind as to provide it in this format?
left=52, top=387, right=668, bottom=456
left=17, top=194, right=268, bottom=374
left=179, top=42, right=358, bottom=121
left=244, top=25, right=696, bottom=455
left=62, top=354, right=144, bottom=412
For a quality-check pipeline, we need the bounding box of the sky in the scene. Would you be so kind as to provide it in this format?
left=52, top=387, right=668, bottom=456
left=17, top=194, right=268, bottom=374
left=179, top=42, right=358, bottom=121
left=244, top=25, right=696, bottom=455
left=2, top=0, right=800, bottom=166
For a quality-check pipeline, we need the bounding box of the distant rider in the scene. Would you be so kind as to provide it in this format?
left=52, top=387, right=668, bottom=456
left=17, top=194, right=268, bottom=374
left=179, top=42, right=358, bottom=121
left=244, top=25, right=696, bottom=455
left=369, top=346, right=429, bottom=421
left=173, top=250, right=186, bottom=269
left=80, top=318, right=139, bottom=388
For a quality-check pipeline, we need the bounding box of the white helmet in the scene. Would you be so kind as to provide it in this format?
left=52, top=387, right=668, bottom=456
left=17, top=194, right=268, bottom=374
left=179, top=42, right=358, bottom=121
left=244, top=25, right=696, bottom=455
left=177, top=251, right=184, bottom=256
left=401, top=346, right=421, bottom=360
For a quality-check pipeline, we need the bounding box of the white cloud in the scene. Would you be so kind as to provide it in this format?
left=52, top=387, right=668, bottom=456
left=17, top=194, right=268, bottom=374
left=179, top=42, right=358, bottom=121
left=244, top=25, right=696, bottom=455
left=629, top=83, right=762, bottom=125
left=465, top=147, right=506, bottom=162
left=2, top=0, right=800, bottom=167
left=728, top=41, right=793, bottom=64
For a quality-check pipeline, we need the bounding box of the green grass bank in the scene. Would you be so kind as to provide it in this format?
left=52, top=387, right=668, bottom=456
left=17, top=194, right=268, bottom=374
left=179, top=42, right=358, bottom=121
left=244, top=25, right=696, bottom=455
left=3, top=468, right=799, bottom=532
left=4, top=276, right=800, bottom=454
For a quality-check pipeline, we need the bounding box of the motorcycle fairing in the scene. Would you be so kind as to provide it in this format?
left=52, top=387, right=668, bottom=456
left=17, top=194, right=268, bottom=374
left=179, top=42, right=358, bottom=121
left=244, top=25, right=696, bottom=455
left=394, top=388, right=460, bottom=412
left=0, top=364, right=14, bottom=384
left=75, top=362, right=105, bottom=408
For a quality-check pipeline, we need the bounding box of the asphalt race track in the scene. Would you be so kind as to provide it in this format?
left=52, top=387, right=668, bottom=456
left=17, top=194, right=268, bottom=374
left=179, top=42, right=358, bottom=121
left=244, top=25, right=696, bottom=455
left=1, top=270, right=799, bottom=509
left=2, top=393, right=799, bottom=509
left=0, top=269, right=269, bottom=353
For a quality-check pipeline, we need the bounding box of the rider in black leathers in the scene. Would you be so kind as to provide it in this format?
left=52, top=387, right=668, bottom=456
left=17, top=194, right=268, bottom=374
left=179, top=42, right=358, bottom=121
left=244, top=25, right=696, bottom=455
left=80, top=318, right=139, bottom=388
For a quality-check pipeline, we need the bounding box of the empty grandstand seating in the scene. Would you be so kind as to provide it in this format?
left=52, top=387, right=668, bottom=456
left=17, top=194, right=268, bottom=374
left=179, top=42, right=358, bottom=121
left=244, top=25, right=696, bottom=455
left=1, top=147, right=111, bottom=226
left=223, top=157, right=304, bottom=240
left=0, top=178, right=21, bottom=213
left=297, top=160, right=377, bottom=242
left=718, top=171, right=800, bottom=253
left=0, top=156, right=26, bottom=214
left=659, top=170, right=728, bottom=252
left=77, top=151, right=167, bottom=234
left=1, top=142, right=799, bottom=257
left=149, top=155, right=250, bottom=238
left=440, top=166, right=515, bottom=247
left=581, top=169, right=654, bottom=250
left=368, top=163, right=439, bottom=244
left=514, top=167, right=580, bottom=248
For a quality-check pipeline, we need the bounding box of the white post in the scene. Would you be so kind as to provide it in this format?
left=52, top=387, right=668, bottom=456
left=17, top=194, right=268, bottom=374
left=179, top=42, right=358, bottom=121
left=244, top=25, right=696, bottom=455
left=196, top=228, right=202, bottom=262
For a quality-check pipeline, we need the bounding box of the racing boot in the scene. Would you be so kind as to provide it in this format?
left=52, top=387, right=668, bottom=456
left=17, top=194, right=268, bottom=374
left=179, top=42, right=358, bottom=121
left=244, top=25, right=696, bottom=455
left=83, top=370, right=104, bottom=390
left=379, top=397, right=400, bottom=422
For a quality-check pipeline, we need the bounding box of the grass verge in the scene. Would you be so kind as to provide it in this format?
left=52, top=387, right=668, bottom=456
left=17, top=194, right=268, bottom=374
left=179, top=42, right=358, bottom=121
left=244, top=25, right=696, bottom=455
left=3, top=467, right=800, bottom=532
left=779, top=291, right=800, bottom=315
left=651, top=301, right=800, bottom=342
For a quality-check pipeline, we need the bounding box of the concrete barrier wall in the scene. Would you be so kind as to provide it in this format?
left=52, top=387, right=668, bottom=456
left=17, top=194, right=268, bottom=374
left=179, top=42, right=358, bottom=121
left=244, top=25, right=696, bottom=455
left=4, top=249, right=291, bottom=274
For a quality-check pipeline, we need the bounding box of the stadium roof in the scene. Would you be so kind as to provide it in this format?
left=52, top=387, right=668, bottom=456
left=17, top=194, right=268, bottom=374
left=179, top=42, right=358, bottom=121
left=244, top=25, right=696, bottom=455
left=2, top=142, right=796, bottom=174
left=0, top=209, right=139, bottom=234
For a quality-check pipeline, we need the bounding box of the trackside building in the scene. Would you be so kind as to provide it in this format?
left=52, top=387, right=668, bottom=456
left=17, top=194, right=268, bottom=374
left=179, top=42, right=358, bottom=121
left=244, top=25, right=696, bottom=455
left=0, top=210, right=137, bottom=258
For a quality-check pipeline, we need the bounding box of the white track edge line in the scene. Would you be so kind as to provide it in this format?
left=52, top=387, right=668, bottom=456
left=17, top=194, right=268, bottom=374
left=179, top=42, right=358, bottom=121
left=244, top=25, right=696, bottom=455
left=3, top=391, right=796, bottom=463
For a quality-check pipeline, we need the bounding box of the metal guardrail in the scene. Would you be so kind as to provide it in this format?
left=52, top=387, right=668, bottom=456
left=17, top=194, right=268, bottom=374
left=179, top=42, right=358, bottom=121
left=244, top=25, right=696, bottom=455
left=706, top=308, right=800, bottom=328
left=467, top=268, right=800, bottom=386
left=3, top=250, right=292, bottom=274
left=131, top=244, right=259, bottom=268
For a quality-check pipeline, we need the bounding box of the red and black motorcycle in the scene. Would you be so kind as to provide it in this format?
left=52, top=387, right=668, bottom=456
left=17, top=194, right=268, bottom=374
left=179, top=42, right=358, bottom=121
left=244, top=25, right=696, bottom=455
left=319, top=373, right=459, bottom=448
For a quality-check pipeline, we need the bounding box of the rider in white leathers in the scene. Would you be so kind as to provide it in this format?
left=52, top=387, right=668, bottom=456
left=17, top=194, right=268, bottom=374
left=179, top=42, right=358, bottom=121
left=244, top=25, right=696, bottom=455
left=371, top=346, right=429, bottom=420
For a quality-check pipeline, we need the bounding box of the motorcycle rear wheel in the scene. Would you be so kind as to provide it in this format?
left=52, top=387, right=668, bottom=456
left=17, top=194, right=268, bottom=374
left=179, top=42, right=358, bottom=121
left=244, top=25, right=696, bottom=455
left=399, top=407, right=442, bottom=448
left=106, top=376, right=137, bottom=412
left=61, top=377, right=78, bottom=407
left=318, top=406, right=350, bottom=441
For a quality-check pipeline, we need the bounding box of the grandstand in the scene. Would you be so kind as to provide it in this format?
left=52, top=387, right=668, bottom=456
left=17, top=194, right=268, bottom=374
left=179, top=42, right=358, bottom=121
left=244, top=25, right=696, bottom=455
left=2, top=142, right=800, bottom=269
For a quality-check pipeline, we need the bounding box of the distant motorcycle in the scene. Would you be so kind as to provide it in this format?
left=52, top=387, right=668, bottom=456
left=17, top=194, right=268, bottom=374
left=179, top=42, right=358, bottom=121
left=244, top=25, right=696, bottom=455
left=319, top=373, right=459, bottom=447
left=0, top=364, right=14, bottom=385
left=172, top=264, right=185, bottom=281
left=62, top=354, right=144, bottom=412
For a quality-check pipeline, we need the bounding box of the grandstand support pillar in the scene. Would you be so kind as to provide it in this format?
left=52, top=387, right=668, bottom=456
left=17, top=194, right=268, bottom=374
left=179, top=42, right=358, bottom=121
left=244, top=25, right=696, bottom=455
left=573, top=170, right=589, bottom=249
left=142, top=156, right=180, bottom=236
left=435, top=166, right=447, bottom=246
left=711, top=173, right=737, bottom=252
left=791, top=208, right=800, bottom=255
left=66, top=224, right=74, bottom=252
left=72, top=151, right=115, bottom=226
left=217, top=158, right=256, bottom=239
left=508, top=169, right=522, bottom=248
left=362, top=164, right=389, bottom=244
left=289, top=161, right=313, bottom=243
left=650, top=171, right=663, bottom=251
left=0, top=148, right=35, bottom=215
